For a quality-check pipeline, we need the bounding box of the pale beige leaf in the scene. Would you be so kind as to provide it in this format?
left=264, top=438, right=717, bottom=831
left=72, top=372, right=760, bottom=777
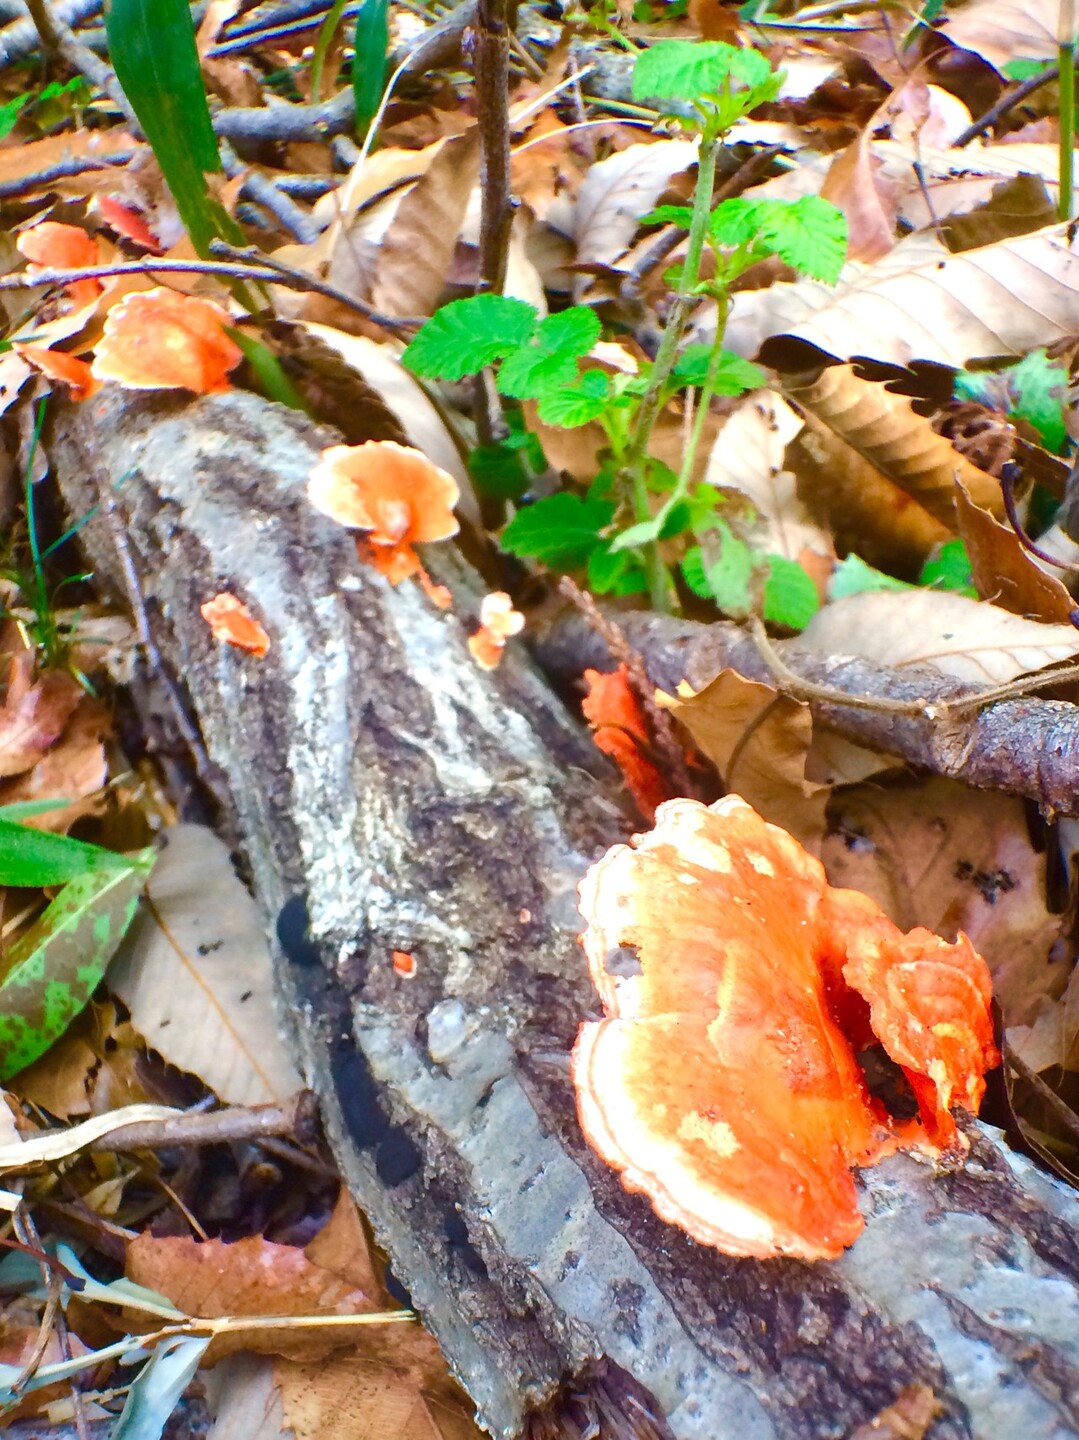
left=787, top=365, right=1003, bottom=523
left=940, top=0, right=1058, bottom=70
left=1008, top=955, right=1079, bottom=1073
left=726, top=222, right=1079, bottom=368
left=109, top=825, right=303, bottom=1105
left=802, top=590, right=1079, bottom=684
left=661, top=670, right=828, bottom=851
left=567, top=138, right=698, bottom=271
left=371, top=131, right=480, bottom=318
left=824, top=778, right=1068, bottom=1027
left=703, top=391, right=832, bottom=559
left=205, top=1354, right=290, bottom=1440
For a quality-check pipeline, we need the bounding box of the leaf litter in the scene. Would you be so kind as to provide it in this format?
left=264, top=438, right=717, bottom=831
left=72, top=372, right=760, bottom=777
left=3, top=0, right=1079, bottom=1428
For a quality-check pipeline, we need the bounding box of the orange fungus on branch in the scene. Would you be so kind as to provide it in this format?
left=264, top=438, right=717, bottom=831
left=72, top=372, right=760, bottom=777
left=17, top=221, right=102, bottom=304
left=200, top=593, right=271, bottom=657
left=468, top=592, right=524, bottom=670
left=307, top=441, right=459, bottom=604
left=91, top=287, right=242, bottom=394
left=581, top=665, right=672, bottom=822
left=572, top=795, right=999, bottom=1261
left=13, top=345, right=99, bottom=401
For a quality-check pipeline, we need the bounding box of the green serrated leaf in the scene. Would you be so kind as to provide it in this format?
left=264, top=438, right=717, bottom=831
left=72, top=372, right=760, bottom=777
left=689, top=522, right=756, bottom=615
left=763, top=555, right=819, bottom=629
left=918, top=538, right=977, bottom=596
left=830, top=553, right=915, bottom=600
left=0, top=92, right=29, bottom=142
left=535, top=369, right=610, bottom=427
left=105, top=0, right=246, bottom=261
left=352, top=0, right=389, bottom=139
left=0, top=820, right=132, bottom=888
left=498, top=307, right=600, bottom=400
left=0, top=849, right=155, bottom=1078
left=713, top=195, right=847, bottom=281
left=401, top=295, right=537, bottom=380
left=501, top=492, right=613, bottom=568
left=644, top=204, right=695, bottom=229
left=672, top=344, right=767, bottom=395
left=588, top=545, right=648, bottom=595
left=632, top=40, right=772, bottom=102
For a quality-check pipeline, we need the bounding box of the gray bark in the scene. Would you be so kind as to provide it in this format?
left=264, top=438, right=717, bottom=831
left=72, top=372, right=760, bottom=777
left=48, top=387, right=1079, bottom=1440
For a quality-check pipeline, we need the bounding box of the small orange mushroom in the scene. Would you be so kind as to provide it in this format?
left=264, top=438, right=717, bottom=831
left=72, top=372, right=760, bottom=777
left=307, top=441, right=459, bottom=603
left=13, top=345, right=99, bottom=401
left=200, top=593, right=270, bottom=657
left=17, top=221, right=102, bottom=304
left=572, top=795, right=998, bottom=1260
left=91, top=287, right=242, bottom=394
left=468, top=591, right=524, bottom=670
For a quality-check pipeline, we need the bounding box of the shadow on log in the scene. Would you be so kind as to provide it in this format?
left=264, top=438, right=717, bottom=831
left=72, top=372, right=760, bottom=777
left=48, top=388, right=1079, bottom=1440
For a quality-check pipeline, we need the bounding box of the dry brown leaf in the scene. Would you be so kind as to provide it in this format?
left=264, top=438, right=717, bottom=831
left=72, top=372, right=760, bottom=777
left=1008, top=960, right=1079, bottom=1074
left=727, top=223, right=1079, bottom=370
left=940, top=0, right=1058, bottom=70
left=204, top=1354, right=290, bottom=1440
left=820, top=127, right=897, bottom=264
left=787, top=411, right=950, bottom=575
left=370, top=130, right=480, bottom=318
left=566, top=138, right=698, bottom=275
left=940, top=172, right=1057, bottom=253
left=0, top=667, right=83, bottom=779
left=660, top=670, right=827, bottom=851
left=0, top=130, right=140, bottom=193
left=788, top=364, right=1002, bottom=525
left=126, top=1233, right=374, bottom=1362
left=304, top=1190, right=381, bottom=1299
left=802, top=589, right=1079, bottom=684
left=108, top=824, right=304, bottom=1106
left=12, top=999, right=153, bottom=1119
left=275, top=1327, right=484, bottom=1440
left=0, top=695, right=109, bottom=829
left=954, top=482, right=1077, bottom=623
left=823, top=777, right=1070, bottom=1027
left=703, top=391, right=833, bottom=561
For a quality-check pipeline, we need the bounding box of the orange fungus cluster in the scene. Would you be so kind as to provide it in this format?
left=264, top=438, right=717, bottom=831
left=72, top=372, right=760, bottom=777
left=468, top=592, right=525, bottom=670
left=307, top=441, right=459, bottom=606
left=92, top=288, right=242, bottom=394
left=200, top=593, right=271, bottom=657
left=581, top=665, right=673, bottom=822
left=572, top=795, right=998, bottom=1261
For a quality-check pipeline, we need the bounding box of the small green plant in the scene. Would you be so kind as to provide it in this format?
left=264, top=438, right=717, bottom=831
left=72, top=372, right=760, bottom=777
left=955, top=349, right=1070, bottom=454
left=403, top=40, right=848, bottom=627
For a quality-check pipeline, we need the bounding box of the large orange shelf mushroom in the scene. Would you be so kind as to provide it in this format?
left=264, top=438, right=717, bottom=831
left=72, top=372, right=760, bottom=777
left=572, top=796, right=999, bottom=1261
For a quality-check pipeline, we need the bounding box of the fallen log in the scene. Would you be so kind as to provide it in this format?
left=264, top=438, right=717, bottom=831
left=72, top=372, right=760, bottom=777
left=49, top=387, right=1079, bottom=1440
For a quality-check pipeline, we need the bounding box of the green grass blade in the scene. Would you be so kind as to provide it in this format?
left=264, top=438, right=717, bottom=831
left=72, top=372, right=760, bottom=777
left=0, top=819, right=134, bottom=888
left=0, top=849, right=155, bottom=1077
left=104, top=0, right=245, bottom=259
left=352, top=0, right=390, bottom=140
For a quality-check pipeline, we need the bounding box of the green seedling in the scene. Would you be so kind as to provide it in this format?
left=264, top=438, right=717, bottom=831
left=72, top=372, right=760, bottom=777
left=404, top=40, right=848, bottom=627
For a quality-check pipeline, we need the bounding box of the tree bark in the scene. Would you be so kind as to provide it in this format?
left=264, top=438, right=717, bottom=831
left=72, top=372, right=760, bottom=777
left=48, top=388, right=1079, bottom=1440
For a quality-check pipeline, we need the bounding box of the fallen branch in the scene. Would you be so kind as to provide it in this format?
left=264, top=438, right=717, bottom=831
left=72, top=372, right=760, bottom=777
left=47, top=387, right=1079, bottom=1440
left=535, top=608, right=1079, bottom=818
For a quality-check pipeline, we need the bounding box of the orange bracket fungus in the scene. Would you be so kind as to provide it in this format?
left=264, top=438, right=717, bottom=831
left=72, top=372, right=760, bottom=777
left=306, top=440, right=459, bottom=607
left=468, top=591, right=525, bottom=670
left=581, top=664, right=673, bottom=823
left=200, top=593, right=271, bottom=657
left=91, top=288, right=242, bottom=394
left=572, top=796, right=999, bottom=1261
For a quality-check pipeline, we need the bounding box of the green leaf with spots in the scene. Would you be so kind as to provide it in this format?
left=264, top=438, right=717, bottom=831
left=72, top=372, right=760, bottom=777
left=0, top=848, right=155, bottom=1078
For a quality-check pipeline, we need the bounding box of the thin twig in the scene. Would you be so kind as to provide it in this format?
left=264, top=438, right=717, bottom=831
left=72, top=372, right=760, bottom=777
left=89, top=1093, right=319, bottom=1153
left=1004, top=1040, right=1079, bottom=1148
left=0, top=149, right=137, bottom=202
left=953, top=63, right=1060, bottom=149
left=9, top=1208, right=61, bottom=1397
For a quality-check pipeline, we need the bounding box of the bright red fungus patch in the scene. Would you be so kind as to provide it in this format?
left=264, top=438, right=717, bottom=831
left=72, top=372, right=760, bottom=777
left=572, top=795, right=999, bottom=1260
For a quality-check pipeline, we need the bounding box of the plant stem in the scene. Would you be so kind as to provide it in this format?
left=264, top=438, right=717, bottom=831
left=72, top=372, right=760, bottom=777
left=617, top=124, right=720, bottom=612
left=675, top=302, right=730, bottom=498
left=1060, top=0, right=1076, bottom=220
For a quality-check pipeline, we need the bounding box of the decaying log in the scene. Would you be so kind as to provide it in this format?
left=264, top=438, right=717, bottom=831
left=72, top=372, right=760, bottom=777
left=49, top=388, right=1079, bottom=1440
left=536, top=612, right=1079, bottom=819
